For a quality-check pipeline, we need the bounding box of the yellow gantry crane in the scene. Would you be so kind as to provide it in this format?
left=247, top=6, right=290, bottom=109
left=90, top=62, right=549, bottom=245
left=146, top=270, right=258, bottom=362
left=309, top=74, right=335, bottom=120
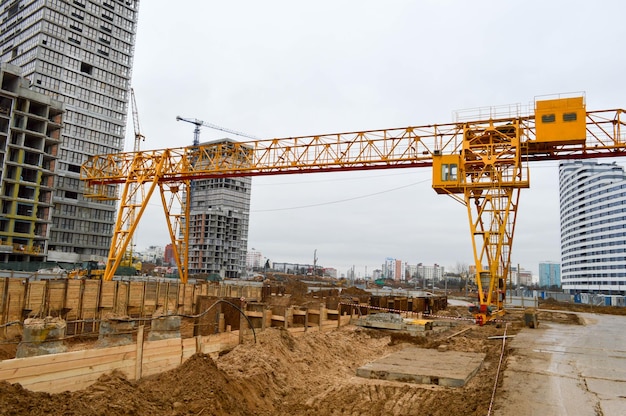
left=81, top=96, right=625, bottom=324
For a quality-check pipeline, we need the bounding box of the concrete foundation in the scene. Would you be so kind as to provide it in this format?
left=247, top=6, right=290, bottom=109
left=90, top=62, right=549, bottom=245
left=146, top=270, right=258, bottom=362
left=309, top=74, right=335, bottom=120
left=148, top=315, right=181, bottom=341
left=96, top=318, right=136, bottom=347
left=16, top=317, right=67, bottom=358
left=357, top=346, right=485, bottom=387
left=355, top=313, right=434, bottom=335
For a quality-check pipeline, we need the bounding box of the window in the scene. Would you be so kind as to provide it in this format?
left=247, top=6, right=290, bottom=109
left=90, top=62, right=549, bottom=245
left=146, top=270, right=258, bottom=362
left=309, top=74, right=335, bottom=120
left=441, top=164, right=458, bottom=181
left=563, top=112, right=577, bottom=122
left=541, top=114, right=556, bottom=123
left=80, top=62, right=93, bottom=75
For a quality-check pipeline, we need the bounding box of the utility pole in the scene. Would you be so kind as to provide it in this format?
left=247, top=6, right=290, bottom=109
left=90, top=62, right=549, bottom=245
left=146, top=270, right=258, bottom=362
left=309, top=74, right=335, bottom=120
left=313, top=249, right=318, bottom=276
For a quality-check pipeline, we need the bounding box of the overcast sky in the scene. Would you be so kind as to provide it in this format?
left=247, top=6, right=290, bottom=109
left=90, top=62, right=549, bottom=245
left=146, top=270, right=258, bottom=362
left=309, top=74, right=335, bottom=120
left=125, top=0, right=626, bottom=278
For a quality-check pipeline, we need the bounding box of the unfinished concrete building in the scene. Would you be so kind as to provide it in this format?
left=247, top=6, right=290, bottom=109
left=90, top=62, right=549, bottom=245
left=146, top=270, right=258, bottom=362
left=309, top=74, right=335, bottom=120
left=187, top=139, right=251, bottom=279
left=0, top=63, right=63, bottom=263
left=0, top=0, right=140, bottom=264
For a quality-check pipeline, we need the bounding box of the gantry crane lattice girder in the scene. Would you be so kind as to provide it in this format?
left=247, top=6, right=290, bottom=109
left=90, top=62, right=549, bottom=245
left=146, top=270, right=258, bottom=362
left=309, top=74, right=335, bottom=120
left=81, top=97, right=625, bottom=323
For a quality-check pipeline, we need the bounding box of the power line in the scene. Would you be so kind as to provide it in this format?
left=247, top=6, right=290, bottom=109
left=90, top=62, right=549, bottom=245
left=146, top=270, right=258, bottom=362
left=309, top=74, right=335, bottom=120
left=252, top=179, right=429, bottom=212
left=252, top=169, right=428, bottom=187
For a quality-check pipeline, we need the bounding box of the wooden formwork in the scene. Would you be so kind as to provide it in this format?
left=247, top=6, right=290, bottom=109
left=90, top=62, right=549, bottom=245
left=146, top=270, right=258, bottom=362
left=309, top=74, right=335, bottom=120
left=0, top=278, right=263, bottom=339
left=0, top=303, right=354, bottom=394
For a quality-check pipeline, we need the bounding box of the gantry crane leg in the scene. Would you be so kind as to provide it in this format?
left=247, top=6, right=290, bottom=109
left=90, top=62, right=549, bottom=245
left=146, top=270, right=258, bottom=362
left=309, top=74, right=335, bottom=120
left=158, top=181, right=191, bottom=283
left=461, top=121, right=528, bottom=324
left=467, top=186, right=520, bottom=324
left=103, top=177, right=159, bottom=280
left=102, top=154, right=167, bottom=281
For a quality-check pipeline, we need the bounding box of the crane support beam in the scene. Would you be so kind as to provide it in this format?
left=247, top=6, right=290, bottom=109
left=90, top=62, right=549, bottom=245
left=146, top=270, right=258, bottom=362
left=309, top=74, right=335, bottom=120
left=81, top=98, right=625, bottom=320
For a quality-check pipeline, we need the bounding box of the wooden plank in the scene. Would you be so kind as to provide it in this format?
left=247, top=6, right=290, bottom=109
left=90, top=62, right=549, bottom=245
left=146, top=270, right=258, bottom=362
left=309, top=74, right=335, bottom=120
left=0, top=346, right=136, bottom=379
left=142, top=345, right=181, bottom=360
left=246, top=311, right=263, bottom=318
left=46, top=280, right=66, bottom=312
left=141, top=356, right=181, bottom=377
left=115, top=282, right=129, bottom=315
left=181, top=338, right=196, bottom=361
left=142, top=340, right=181, bottom=359
left=0, top=343, right=136, bottom=370
left=20, top=360, right=136, bottom=393
left=81, top=280, right=100, bottom=318
left=135, top=325, right=144, bottom=380
left=128, top=282, right=145, bottom=308
left=7, top=279, right=25, bottom=320
left=142, top=337, right=181, bottom=351
left=64, top=280, right=82, bottom=320
left=9, top=355, right=136, bottom=386
left=24, top=281, right=46, bottom=316
left=99, top=281, right=116, bottom=309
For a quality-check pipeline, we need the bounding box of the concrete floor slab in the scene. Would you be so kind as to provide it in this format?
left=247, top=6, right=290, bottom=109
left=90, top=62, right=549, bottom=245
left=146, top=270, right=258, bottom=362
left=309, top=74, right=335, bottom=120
left=356, top=346, right=485, bottom=387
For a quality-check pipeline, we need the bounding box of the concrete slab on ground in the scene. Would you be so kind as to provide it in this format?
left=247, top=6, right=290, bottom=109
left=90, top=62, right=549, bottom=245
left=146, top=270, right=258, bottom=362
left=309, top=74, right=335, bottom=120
left=356, top=346, right=485, bottom=387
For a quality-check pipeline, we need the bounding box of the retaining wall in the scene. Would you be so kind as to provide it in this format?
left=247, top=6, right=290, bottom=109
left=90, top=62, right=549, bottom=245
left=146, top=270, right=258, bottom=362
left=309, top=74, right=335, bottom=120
left=0, top=309, right=352, bottom=393
left=0, top=278, right=262, bottom=338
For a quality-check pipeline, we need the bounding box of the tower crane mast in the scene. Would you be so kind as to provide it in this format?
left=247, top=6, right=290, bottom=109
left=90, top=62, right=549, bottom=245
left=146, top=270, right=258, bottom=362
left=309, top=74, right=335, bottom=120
left=130, top=88, right=144, bottom=151
left=82, top=96, right=626, bottom=324
left=122, top=88, right=146, bottom=272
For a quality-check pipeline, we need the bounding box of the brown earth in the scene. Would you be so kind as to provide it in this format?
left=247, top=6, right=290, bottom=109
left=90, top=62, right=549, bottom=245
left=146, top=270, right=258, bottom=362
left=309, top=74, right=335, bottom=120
left=538, top=297, right=626, bottom=315
left=0, top=302, right=598, bottom=416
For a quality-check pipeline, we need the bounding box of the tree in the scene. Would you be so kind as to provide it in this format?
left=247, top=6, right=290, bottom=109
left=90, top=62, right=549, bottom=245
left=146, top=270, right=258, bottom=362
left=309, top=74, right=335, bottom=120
left=454, top=261, right=470, bottom=297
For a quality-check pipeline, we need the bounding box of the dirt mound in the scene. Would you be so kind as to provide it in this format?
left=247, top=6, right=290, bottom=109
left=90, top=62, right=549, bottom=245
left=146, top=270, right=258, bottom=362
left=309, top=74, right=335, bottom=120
left=538, top=298, right=626, bottom=316
left=0, top=322, right=524, bottom=415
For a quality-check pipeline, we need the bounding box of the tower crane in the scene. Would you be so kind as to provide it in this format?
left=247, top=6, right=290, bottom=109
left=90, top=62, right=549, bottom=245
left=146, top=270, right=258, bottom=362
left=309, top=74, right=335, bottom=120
left=121, top=88, right=146, bottom=273
left=175, top=116, right=261, bottom=144
left=131, top=88, right=145, bottom=151
left=81, top=95, right=625, bottom=324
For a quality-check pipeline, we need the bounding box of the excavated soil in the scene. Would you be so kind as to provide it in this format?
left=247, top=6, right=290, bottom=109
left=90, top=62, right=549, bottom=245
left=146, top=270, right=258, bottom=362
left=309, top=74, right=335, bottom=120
left=0, top=305, right=588, bottom=415
left=0, top=321, right=520, bottom=416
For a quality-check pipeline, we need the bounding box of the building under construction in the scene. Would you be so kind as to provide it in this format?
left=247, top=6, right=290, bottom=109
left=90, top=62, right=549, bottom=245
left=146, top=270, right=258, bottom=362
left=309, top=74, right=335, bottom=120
left=0, top=63, right=63, bottom=263
left=187, top=139, right=251, bottom=279
left=0, top=0, right=139, bottom=264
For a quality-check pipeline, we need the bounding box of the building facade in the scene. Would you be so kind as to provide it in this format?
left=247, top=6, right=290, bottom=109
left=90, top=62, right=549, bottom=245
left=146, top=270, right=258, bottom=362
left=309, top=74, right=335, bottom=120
left=559, top=160, right=626, bottom=294
left=538, top=262, right=561, bottom=288
left=416, top=263, right=445, bottom=283
left=187, top=140, right=251, bottom=278
left=0, top=63, right=63, bottom=262
left=0, top=0, right=140, bottom=263
left=246, top=248, right=263, bottom=270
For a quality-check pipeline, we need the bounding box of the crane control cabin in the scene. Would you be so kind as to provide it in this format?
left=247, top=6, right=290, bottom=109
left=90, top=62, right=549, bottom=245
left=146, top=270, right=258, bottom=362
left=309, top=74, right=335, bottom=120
left=81, top=95, right=625, bottom=324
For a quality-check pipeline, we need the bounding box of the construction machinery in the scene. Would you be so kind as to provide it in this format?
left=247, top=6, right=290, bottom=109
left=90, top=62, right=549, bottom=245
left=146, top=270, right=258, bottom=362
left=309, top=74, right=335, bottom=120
left=81, top=95, right=625, bottom=324
left=176, top=116, right=261, bottom=144
left=68, top=261, right=105, bottom=279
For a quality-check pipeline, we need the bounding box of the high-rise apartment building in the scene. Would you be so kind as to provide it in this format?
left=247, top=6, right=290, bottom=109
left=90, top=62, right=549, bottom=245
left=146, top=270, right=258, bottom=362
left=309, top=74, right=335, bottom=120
left=538, top=261, right=561, bottom=288
left=0, top=0, right=140, bottom=263
left=0, top=63, right=63, bottom=262
left=246, top=248, right=263, bottom=270
left=559, top=160, right=626, bottom=294
left=187, top=139, right=251, bottom=278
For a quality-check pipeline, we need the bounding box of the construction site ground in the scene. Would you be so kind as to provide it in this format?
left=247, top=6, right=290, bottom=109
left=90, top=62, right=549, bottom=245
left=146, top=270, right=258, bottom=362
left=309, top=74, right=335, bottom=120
left=0, top=298, right=625, bottom=415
